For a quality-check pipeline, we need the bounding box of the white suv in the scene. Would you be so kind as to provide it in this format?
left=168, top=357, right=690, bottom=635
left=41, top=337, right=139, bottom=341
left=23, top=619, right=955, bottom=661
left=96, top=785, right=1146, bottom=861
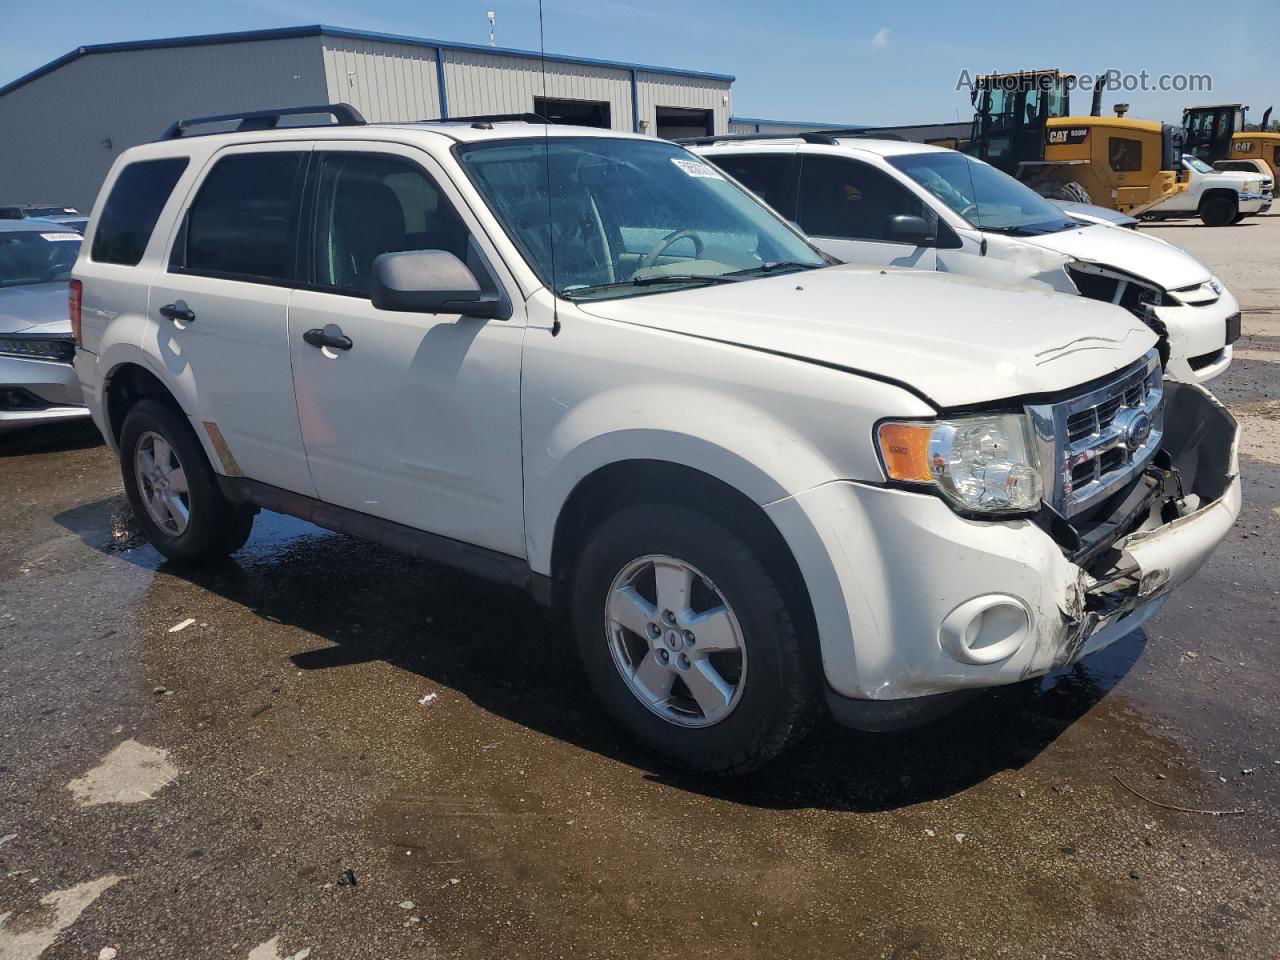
left=72, top=107, right=1240, bottom=773
left=690, top=136, right=1242, bottom=384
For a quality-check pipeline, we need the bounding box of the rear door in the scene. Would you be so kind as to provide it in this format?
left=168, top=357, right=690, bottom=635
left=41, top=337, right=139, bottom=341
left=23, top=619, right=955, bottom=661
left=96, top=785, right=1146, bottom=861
left=704, top=149, right=798, bottom=222
left=148, top=142, right=317, bottom=495
left=795, top=153, right=938, bottom=269
left=287, top=142, right=526, bottom=557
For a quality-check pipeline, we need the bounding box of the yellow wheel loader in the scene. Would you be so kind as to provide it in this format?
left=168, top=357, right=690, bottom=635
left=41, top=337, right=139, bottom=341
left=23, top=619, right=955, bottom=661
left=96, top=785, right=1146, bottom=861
left=968, top=70, right=1187, bottom=214
left=1183, top=103, right=1280, bottom=186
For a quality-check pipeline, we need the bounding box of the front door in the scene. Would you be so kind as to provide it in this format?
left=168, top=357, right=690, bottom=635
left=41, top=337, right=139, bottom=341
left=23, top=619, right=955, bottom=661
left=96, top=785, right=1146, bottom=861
left=288, top=143, right=526, bottom=557
left=148, top=143, right=317, bottom=496
left=795, top=154, right=938, bottom=270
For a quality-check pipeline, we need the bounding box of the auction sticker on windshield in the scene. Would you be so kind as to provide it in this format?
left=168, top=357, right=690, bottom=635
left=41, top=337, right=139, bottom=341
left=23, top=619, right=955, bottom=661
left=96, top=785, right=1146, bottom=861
left=671, top=158, right=724, bottom=179
left=40, top=233, right=82, bottom=242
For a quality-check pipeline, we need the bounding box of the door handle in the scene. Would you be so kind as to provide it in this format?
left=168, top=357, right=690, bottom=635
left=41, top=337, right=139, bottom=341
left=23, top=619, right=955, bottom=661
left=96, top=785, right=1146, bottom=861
left=303, top=325, right=353, bottom=351
left=159, top=301, right=196, bottom=324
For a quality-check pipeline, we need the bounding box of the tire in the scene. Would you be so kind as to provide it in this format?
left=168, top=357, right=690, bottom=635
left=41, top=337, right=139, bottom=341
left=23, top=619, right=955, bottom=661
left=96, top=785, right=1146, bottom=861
left=1199, top=195, right=1236, bottom=227
left=1231, top=212, right=1247, bottom=224
left=119, top=398, right=255, bottom=564
left=1027, top=177, right=1092, bottom=205
left=570, top=503, right=821, bottom=775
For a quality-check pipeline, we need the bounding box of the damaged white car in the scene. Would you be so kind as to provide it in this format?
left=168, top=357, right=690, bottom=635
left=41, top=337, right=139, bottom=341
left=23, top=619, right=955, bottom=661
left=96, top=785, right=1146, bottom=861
left=692, top=136, right=1241, bottom=383
left=76, top=119, right=1239, bottom=772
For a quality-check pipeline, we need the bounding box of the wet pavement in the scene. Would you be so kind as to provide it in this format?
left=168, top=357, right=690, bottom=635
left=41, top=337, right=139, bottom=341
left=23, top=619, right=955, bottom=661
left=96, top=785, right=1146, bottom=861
left=3, top=220, right=1279, bottom=960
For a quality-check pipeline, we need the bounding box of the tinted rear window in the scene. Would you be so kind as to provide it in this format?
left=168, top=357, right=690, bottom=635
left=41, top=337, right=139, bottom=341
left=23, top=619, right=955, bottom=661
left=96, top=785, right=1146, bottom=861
left=91, top=158, right=189, bottom=265
left=173, top=152, right=305, bottom=282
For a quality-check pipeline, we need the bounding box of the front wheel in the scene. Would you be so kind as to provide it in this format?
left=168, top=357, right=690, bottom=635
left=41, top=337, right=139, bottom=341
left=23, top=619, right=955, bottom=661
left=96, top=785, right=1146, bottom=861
left=120, top=399, right=255, bottom=564
left=1199, top=195, right=1237, bottom=226
left=570, top=503, right=820, bottom=774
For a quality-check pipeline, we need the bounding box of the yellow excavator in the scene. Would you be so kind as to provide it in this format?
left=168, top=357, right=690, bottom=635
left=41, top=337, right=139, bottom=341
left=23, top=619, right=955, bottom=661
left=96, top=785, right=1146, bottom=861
left=968, top=69, right=1187, bottom=214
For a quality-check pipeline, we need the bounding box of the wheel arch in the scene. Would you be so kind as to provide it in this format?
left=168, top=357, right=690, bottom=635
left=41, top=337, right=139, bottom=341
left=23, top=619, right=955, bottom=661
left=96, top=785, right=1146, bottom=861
left=545, top=459, right=820, bottom=661
left=103, top=361, right=185, bottom=446
left=1198, top=187, right=1239, bottom=209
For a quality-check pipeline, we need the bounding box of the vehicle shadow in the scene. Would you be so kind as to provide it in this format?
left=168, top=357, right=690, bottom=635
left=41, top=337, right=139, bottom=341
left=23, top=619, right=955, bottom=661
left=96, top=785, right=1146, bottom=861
left=0, top=419, right=102, bottom=457
left=56, top=496, right=1145, bottom=812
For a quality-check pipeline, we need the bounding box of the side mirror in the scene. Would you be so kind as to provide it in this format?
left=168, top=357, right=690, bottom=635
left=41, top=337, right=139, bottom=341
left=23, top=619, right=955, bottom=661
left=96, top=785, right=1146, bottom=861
left=888, top=214, right=936, bottom=247
left=370, top=250, right=511, bottom=320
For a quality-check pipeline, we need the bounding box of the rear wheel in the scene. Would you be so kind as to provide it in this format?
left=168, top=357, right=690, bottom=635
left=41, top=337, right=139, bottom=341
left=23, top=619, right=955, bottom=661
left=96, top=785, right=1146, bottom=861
left=120, top=399, right=255, bottom=563
left=1199, top=195, right=1237, bottom=226
left=570, top=503, right=820, bottom=774
left=1231, top=212, right=1248, bottom=224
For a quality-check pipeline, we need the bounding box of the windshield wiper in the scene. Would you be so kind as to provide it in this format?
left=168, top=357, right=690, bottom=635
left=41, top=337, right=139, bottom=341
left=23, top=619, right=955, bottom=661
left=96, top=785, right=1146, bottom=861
left=563, top=274, right=741, bottom=299
left=725, top=260, right=820, bottom=278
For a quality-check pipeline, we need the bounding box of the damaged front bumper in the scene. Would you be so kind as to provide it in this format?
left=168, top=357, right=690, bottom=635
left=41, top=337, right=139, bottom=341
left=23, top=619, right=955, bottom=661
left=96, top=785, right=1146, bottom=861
left=764, top=382, right=1240, bottom=729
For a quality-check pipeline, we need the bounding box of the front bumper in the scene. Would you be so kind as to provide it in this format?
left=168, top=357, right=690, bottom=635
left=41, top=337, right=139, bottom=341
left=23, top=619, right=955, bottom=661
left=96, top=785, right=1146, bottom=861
left=765, top=382, right=1239, bottom=723
left=1155, top=285, right=1239, bottom=384
left=0, top=353, right=89, bottom=432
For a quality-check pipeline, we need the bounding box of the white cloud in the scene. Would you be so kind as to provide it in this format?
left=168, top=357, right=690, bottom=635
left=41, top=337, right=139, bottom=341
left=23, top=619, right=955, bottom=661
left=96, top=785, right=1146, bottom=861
left=872, top=27, right=890, bottom=49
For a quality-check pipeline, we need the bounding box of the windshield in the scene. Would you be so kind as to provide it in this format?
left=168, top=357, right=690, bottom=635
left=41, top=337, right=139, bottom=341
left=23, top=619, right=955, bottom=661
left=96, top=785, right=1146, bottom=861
left=457, top=137, right=826, bottom=301
left=0, top=231, right=81, bottom=288
left=889, top=151, right=1079, bottom=236
left=1184, top=156, right=1215, bottom=174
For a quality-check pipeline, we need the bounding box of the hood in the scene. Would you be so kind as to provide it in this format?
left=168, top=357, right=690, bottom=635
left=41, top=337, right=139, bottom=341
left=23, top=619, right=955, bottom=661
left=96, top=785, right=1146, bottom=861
left=0, top=282, right=73, bottom=335
left=1018, top=225, right=1211, bottom=291
left=575, top=265, right=1155, bottom=408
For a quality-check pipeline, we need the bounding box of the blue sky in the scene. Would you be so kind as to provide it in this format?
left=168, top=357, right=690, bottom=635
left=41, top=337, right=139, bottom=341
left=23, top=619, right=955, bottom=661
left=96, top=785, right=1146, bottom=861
left=3, top=0, right=1276, bottom=126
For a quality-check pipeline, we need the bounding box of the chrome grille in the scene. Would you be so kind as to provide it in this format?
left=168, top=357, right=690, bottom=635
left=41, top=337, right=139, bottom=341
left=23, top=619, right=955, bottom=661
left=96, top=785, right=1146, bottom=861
left=1027, top=350, right=1164, bottom=518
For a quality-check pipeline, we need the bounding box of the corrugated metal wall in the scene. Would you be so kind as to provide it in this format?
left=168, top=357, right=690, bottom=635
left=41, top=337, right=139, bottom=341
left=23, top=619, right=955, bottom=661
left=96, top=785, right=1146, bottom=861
left=0, top=33, right=734, bottom=207
left=728, top=120, right=839, bottom=135
left=636, top=72, right=731, bottom=135
left=321, top=37, right=441, bottom=123
left=0, top=37, right=325, bottom=210
left=442, top=48, right=633, bottom=130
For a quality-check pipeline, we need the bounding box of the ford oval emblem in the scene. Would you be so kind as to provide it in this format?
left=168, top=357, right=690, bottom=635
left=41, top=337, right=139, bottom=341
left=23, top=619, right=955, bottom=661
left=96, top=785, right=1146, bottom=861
left=1124, top=411, right=1152, bottom=451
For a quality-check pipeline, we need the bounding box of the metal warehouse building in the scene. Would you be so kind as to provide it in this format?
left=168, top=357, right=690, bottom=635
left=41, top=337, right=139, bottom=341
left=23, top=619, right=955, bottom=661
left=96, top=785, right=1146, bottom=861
left=0, top=24, right=736, bottom=210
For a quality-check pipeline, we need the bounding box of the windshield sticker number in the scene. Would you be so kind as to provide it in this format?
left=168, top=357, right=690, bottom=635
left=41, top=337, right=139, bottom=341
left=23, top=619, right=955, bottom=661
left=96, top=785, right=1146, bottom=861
left=40, top=232, right=81, bottom=241
left=671, top=158, right=724, bottom=180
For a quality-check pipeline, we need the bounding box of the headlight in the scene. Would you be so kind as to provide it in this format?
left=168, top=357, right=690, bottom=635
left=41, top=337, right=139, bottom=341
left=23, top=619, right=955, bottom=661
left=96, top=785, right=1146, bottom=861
left=877, top=414, right=1043, bottom=514
left=0, top=336, right=75, bottom=363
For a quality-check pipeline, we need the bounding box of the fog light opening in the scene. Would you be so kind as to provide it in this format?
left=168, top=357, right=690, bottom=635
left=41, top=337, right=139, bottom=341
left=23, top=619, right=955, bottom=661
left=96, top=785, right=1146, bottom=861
left=940, top=595, right=1031, bottom=665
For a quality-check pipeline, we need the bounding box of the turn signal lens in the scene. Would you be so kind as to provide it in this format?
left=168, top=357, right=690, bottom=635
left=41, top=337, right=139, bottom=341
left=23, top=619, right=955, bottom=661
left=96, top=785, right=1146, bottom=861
left=876, top=422, right=934, bottom=483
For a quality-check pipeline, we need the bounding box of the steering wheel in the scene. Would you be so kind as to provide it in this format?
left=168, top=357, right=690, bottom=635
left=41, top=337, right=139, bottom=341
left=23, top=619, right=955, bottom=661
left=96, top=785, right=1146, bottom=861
left=639, top=229, right=705, bottom=270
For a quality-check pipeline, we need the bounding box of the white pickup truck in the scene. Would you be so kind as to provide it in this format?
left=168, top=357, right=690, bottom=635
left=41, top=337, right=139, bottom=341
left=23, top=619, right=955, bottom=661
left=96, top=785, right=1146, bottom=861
left=72, top=109, right=1240, bottom=773
left=1143, top=155, right=1270, bottom=225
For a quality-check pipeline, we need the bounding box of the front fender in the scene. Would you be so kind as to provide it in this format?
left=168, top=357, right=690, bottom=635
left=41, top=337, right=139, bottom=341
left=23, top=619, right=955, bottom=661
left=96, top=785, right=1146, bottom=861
left=524, top=381, right=839, bottom=575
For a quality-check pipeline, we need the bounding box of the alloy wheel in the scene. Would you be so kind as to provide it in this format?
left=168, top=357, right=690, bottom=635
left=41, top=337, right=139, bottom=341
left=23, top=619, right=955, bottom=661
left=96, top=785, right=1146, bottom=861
left=604, top=554, right=747, bottom=727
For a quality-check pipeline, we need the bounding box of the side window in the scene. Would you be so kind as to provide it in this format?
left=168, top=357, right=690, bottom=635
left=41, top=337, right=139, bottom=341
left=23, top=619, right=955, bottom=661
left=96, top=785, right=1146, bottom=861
left=311, top=153, right=471, bottom=295
left=173, top=152, right=305, bottom=282
left=0, top=207, right=21, bottom=220
left=1109, top=138, right=1143, bottom=172
left=90, top=157, right=188, bottom=266
left=797, top=155, right=929, bottom=242
left=708, top=154, right=793, bottom=215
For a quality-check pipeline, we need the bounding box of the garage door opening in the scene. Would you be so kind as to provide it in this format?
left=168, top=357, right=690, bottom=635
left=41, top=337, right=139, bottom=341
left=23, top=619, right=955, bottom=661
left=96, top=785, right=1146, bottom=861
left=655, top=107, right=714, bottom=139
left=534, top=97, right=611, bottom=128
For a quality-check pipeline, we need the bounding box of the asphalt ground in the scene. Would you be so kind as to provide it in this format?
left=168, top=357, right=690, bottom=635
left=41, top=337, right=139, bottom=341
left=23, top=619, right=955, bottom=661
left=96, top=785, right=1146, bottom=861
left=2, top=213, right=1278, bottom=960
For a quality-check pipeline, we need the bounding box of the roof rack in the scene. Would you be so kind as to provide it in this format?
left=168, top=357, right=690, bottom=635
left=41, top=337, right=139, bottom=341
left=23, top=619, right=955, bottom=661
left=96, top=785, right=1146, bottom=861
left=675, top=132, right=840, bottom=146
left=160, top=103, right=366, bottom=140
left=677, top=129, right=910, bottom=147
left=420, top=112, right=551, bottom=128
